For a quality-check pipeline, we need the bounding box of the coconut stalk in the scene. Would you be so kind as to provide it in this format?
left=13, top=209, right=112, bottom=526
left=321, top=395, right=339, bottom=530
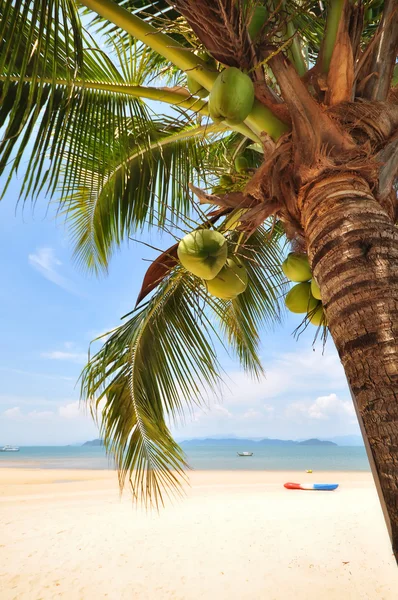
left=79, top=0, right=288, bottom=140
left=320, top=0, right=345, bottom=73
left=0, top=74, right=261, bottom=142
left=0, top=76, right=209, bottom=112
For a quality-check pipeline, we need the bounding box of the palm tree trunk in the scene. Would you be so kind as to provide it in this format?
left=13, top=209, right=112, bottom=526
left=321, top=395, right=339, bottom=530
left=301, top=171, right=398, bottom=559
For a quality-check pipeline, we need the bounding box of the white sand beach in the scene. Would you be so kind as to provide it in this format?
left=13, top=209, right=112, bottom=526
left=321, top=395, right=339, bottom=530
left=1, top=469, right=398, bottom=599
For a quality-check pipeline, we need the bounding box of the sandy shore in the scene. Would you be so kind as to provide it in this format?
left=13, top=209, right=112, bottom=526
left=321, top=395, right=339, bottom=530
left=1, top=469, right=397, bottom=599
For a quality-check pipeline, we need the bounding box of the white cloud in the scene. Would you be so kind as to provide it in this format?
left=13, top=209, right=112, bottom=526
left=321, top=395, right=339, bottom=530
left=27, top=410, right=54, bottom=420
left=3, top=407, right=22, bottom=419
left=285, top=393, right=355, bottom=422
left=192, top=403, right=232, bottom=423
left=2, top=403, right=83, bottom=421
left=41, top=351, right=87, bottom=364
left=171, top=346, right=357, bottom=439
left=58, top=401, right=83, bottom=419
left=202, top=348, right=347, bottom=412
left=28, top=247, right=79, bottom=294
left=213, top=404, right=232, bottom=418
left=242, top=408, right=262, bottom=420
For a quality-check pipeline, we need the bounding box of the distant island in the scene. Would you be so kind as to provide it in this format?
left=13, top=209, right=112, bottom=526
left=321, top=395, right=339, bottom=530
left=298, top=438, right=336, bottom=446
left=180, top=437, right=337, bottom=447
left=83, top=436, right=361, bottom=448
left=82, top=439, right=104, bottom=447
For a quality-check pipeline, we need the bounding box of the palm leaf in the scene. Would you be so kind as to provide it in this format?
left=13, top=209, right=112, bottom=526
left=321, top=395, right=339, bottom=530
left=0, top=4, right=152, bottom=200
left=63, top=119, right=225, bottom=272
left=81, top=269, right=223, bottom=507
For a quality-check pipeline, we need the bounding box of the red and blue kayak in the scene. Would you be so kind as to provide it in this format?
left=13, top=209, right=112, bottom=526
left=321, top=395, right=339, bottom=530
left=284, top=482, right=339, bottom=491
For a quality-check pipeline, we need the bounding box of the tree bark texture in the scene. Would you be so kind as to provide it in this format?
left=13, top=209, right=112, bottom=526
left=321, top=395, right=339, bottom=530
left=300, top=172, right=398, bottom=558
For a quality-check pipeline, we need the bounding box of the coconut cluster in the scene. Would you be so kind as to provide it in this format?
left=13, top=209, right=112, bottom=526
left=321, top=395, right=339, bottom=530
left=177, top=229, right=248, bottom=300
left=282, top=253, right=327, bottom=327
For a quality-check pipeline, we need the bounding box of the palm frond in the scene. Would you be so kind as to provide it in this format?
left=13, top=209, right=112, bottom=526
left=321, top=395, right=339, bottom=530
left=0, top=4, right=152, bottom=200
left=64, top=118, right=225, bottom=272
left=81, top=269, right=223, bottom=507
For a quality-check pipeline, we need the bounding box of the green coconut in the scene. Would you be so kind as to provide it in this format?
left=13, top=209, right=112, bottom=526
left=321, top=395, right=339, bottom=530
left=209, top=67, right=255, bottom=124
left=187, top=75, right=208, bottom=98
left=248, top=5, right=268, bottom=39
left=178, top=229, right=228, bottom=280
left=285, top=282, right=318, bottom=314
left=212, top=175, right=233, bottom=195
left=220, top=174, right=233, bottom=186
left=235, top=156, right=249, bottom=173
left=308, top=304, right=327, bottom=327
left=282, top=252, right=312, bottom=282
left=206, top=257, right=248, bottom=299
left=311, top=278, right=322, bottom=300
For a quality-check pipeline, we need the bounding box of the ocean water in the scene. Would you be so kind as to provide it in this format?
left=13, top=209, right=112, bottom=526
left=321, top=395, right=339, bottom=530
left=0, top=443, right=370, bottom=471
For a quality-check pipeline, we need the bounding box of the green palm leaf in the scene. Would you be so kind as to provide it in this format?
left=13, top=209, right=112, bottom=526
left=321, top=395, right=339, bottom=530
left=0, top=3, right=153, bottom=200
left=64, top=119, right=225, bottom=272
left=81, top=269, right=223, bottom=506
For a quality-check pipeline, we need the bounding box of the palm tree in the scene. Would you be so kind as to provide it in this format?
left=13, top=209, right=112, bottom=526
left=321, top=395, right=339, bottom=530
left=1, top=0, right=398, bottom=556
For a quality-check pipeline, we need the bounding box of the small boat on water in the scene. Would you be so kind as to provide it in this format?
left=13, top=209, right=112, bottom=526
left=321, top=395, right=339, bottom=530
left=237, top=452, right=253, bottom=457
left=0, top=445, right=20, bottom=452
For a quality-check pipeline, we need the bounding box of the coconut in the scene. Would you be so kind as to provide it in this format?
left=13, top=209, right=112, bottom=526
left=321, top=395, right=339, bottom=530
left=311, top=278, right=322, bottom=300
left=187, top=75, right=208, bottom=98
left=219, top=174, right=233, bottom=186
left=308, top=304, right=327, bottom=327
left=235, top=156, right=249, bottom=173
left=285, top=282, right=318, bottom=314
left=206, top=256, right=248, bottom=299
left=248, top=5, right=268, bottom=39
left=178, top=229, right=228, bottom=280
left=282, top=252, right=312, bottom=282
left=209, top=67, right=255, bottom=124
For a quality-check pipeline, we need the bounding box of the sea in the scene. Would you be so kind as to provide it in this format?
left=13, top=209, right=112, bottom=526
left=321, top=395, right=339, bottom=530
left=0, top=443, right=370, bottom=472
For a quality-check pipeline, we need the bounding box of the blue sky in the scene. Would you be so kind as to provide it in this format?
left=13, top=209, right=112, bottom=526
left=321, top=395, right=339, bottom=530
left=0, top=176, right=361, bottom=445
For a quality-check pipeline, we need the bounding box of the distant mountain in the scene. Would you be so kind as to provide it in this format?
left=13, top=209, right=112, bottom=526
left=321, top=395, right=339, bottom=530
left=298, top=438, right=337, bottom=446
left=181, top=437, right=337, bottom=447
left=82, top=439, right=104, bottom=447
